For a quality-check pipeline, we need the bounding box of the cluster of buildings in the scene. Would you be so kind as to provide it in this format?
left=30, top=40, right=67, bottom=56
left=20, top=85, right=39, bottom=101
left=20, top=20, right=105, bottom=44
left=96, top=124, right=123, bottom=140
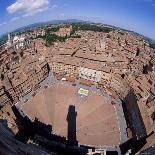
left=0, top=57, right=49, bottom=104
left=45, top=30, right=131, bottom=96
left=0, top=34, right=49, bottom=108
left=54, top=25, right=73, bottom=37
left=6, top=33, right=30, bottom=50
left=0, top=24, right=155, bottom=154
left=43, top=28, right=155, bottom=141
left=27, top=28, right=46, bottom=38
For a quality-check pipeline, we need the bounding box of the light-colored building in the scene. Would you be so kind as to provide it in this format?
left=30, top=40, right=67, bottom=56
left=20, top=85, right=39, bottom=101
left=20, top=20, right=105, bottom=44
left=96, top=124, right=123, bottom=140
left=5, top=34, right=30, bottom=51
left=79, top=67, right=102, bottom=82
left=13, top=35, right=29, bottom=50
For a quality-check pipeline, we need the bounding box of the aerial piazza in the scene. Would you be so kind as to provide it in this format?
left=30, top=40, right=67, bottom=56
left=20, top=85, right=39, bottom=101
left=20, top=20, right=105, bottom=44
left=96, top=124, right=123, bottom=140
left=0, top=0, right=155, bottom=155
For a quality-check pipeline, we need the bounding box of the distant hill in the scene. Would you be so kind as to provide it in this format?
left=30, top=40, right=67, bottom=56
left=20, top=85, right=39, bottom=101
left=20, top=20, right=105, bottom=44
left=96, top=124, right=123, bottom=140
left=0, top=19, right=155, bottom=48
left=9, top=19, right=86, bottom=34
left=0, top=19, right=86, bottom=45
left=0, top=19, right=88, bottom=42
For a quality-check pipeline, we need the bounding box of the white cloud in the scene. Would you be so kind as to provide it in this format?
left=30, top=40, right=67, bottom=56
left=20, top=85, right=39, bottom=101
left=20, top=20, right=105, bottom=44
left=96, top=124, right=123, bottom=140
left=7, top=0, right=50, bottom=17
left=10, top=16, right=20, bottom=22
left=60, top=13, right=65, bottom=16
left=52, top=4, right=58, bottom=9
left=0, top=22, right=7, bottom=27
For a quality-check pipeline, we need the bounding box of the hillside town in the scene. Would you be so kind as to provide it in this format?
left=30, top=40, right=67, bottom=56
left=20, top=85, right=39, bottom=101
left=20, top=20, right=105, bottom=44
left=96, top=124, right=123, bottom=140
left=0, top=23, right=155, bottom=154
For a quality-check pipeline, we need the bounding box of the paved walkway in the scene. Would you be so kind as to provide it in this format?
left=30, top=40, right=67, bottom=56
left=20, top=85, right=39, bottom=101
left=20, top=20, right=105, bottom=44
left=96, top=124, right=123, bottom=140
left=15, top=70, right=128, bottom=155
left=60, top=81, right=128, bottom=144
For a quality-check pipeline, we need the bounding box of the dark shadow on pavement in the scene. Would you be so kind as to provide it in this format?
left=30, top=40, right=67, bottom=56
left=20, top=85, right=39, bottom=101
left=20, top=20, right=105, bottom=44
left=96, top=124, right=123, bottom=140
left=67, top=105, right=78, bottom=145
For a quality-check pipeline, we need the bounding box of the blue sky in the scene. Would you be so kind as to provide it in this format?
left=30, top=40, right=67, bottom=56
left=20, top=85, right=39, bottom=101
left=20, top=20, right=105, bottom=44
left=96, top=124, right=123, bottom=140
left=0, top=0, right=155, bottom=39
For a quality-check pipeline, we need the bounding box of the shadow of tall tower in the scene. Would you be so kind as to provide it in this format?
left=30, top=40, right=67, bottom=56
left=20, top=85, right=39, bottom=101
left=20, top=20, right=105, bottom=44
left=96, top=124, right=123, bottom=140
left=67, top=105, right=78, bottom=145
